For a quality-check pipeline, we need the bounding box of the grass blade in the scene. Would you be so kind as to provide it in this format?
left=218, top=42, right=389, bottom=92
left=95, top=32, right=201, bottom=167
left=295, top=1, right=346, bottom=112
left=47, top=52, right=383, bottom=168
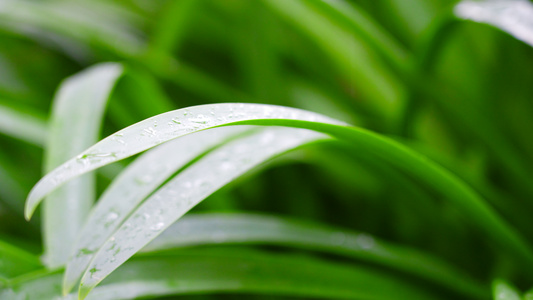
left=0, top=0, right=144, bottom=57
left=24, top=104, right=533, bottom=297
left=43, top=63, right=123, bottom=268
left=146, top=0, right=202, bottom=66
left=6, top=250, right=442, bottom=300
left=77, top=127, right=326, bottom=298
left=455, top=0, right=533, bottom=47
left=25, top=103, right=344, bottom=220
left=0, top=239, right=41, bottom=279
left=308, top=0, right=409, bottom=74
left=142, top=213, right=486, bottom=299
left=262, top=0, right=402, bottom=117
left=62, top=126, right=251, bottom=294
left=0, top=104, right=47, bottom=146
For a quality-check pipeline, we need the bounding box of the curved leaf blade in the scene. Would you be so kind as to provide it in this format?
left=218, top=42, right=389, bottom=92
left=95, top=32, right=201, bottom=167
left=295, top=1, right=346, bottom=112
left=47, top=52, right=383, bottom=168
left=0, top=239, right=41, bottom=279
left=78, top=127, right=326, bottom=298
left=455, top=0, right=533, bottom=47
left=62, top=126, right=252, bottom=294
left=25, top=103, right=344, bottom=219
left=24, top=104, right=533, bottom=297
left=142, top=213, right=486, bottom=299
left=43, top=62, right=123, bottom=268
left=5, top=250, right=442, bottom=300
left=0, top=104, right=47, bottom=146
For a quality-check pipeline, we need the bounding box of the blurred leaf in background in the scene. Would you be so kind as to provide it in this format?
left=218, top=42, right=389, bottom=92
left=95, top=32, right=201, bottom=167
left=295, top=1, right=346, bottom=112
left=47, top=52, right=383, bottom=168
left=0, top=0, right=533, bottom=299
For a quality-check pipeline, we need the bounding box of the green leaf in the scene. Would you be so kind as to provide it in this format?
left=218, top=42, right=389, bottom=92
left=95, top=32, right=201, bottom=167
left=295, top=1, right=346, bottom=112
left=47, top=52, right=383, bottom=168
left=77, top=127, right=326, bottom=298
left=0, top=0, right=144, bottom=58
left=455, top=0, right=533, bottom=47
left=25, top=104, right=343, bottom=220
left=307, top=0, right=408, bottom=74
left=492, top=279, right=521, bottom=300
left=62, top=126, right=252, bottom=294
left=23, top=103, right=533, bottom=297
left=262, top=0, right=403, bottom=117
left=0, top=238, right=41, bottom=279
left=142, top=213, right=486, bottom=299
left=6, top=250, right=442, bottom=300
left=0, top=104, right=47, bottom=146
left=42, top=63, right=124, bottom=268
left=146, top=0, right=202, bottom=66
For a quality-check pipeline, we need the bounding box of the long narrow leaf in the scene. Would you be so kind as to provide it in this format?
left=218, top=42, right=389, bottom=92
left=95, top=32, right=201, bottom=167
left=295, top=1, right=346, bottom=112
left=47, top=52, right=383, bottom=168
left=308, top=0, right=409, bottom=73
left=25, top=103, right=344, bottom=219
left=77, top=127, right=326, bottom=298
left=43, top=63, right=123, bottom=268
left=455, top=0, right=533, bottom=47
left=5, top=250, right=442, bottom=300
left=262, top=0, right=402, bottom=116
left=63, top=126, right=252, bottom=293
left=0, top=0, right=144, bottom=57
left=142, top=213, right=486, bottom=299
left=0, top=104, right=47, bottom=146
left=0, top=239, right=41, bottom=279
left=23, top=103, right=533, bottom=296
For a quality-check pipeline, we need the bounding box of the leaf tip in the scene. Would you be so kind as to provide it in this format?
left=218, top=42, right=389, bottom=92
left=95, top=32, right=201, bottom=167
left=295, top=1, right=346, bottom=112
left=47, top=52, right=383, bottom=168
left=24, top=201, right=34, bottom=221
left=24, top=186, right=42, bottom=221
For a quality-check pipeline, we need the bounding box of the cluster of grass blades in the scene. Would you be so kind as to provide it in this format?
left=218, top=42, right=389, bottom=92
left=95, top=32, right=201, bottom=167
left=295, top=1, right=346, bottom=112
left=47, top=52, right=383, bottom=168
left=1, top=0, right=533, bottom=299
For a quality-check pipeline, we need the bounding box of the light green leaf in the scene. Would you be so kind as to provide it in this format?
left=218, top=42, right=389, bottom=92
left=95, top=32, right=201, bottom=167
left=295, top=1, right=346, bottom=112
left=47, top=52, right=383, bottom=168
left=147, top=0, right=202, bottom=64
left=23, top=103, right=533, bottom=297
left=142, top=213, right=486, bottom=299
left=6, top=250, right=442, bottom=300
left=0, top=239, right=41, bottom=279
left=62, top=126, right=252, bottom=294
left=455, top=0, right=533, bottom=47
left=308, top=0, right=408, bottom=73
left=0, top=105, right=47, bottom=146
left=25, top=103, right=343, bottom=220
left=77, top=127, right=326, bottom=298
left=0, top=0, right=144, bottom=58
left=492, top=279, right=521, bottom=300
left=43, top=63, right=124, bottom=268
left=262, top=0, right=403, bottom=117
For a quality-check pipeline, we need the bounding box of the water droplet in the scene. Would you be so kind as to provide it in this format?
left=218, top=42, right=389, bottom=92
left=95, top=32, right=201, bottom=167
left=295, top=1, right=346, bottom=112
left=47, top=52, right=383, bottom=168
left=150, top=222, right=165, bottom=231
left=219, top=161, right=234, bottom=171
left=89, top=268, right=101, bottom=279
left=142, top=127, right=157, bottom=137
left=135, top=174, right=153, bottom=185
left=356, top=234, right=375, bottom=250
left=106, top=212, right=118, bottom=221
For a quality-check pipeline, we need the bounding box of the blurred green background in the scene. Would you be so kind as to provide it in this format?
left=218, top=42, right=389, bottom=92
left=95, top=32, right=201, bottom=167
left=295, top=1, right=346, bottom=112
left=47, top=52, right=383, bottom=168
left=1, top=0, right=533, bottom=299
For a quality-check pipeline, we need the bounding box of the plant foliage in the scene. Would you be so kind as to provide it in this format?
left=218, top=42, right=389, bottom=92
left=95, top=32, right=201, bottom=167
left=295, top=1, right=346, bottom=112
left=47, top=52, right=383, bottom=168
left=0, top=0, right=532, bottom=299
